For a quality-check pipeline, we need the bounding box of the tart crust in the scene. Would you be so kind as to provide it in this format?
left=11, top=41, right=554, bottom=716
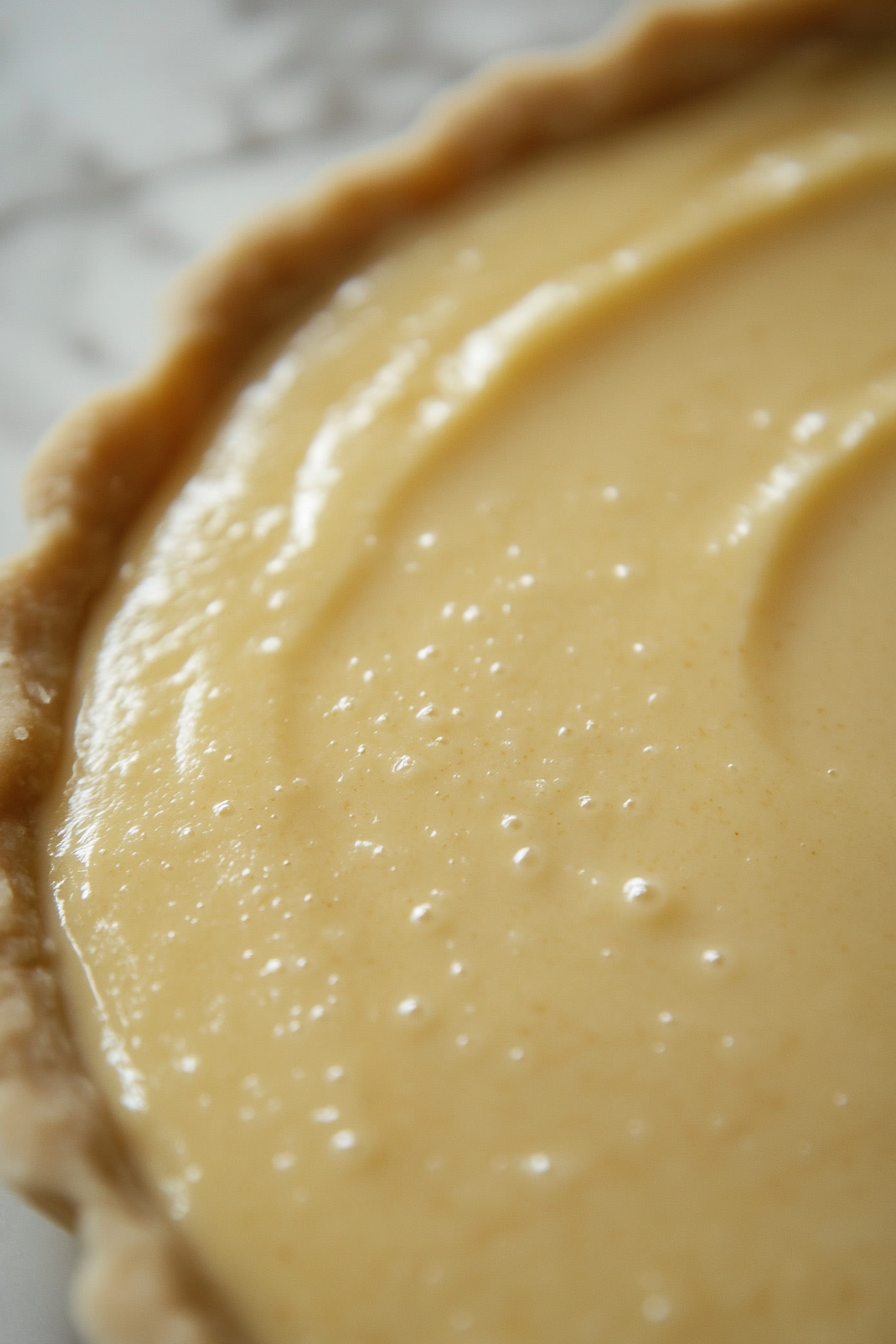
left=1, top=2, right=893, bottom=1340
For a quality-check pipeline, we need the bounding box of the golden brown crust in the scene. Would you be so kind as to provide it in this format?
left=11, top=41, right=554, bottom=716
left=1, top=2, right=893, bottom=1340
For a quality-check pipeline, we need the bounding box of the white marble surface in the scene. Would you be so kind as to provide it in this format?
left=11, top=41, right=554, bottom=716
left=0, top=0, right=629, bottom=1338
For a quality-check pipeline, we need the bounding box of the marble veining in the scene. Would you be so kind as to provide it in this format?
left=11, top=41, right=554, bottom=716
left=0, top=0, right=625, bottom=555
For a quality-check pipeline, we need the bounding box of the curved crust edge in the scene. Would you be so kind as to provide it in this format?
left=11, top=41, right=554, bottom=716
left=0, top=2, right=893, bottom=1341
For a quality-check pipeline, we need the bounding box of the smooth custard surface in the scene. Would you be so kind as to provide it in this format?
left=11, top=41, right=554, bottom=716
left=47, top=42, right=896, bottom=1344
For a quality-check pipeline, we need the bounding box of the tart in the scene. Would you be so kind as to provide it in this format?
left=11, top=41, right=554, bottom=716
left=1, top=2, right=895, bottom=1342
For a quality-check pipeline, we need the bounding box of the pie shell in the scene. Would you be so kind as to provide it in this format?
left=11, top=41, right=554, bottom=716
left=0, top=2, right=893, bottom=1340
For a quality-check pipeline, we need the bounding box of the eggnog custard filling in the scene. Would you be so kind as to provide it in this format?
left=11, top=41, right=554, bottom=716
left=45, top=41, right=895, bottom=1344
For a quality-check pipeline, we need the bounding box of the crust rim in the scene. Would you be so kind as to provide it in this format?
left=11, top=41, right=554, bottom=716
left=0, top=2, right=892, bottom=1340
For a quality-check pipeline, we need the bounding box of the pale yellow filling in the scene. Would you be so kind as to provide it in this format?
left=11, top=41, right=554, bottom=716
left=47, top=42, right=895, bottom=1344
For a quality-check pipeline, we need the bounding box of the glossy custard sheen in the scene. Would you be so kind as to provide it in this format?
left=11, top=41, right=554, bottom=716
left=46, top=41, right=895, bottom=1344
